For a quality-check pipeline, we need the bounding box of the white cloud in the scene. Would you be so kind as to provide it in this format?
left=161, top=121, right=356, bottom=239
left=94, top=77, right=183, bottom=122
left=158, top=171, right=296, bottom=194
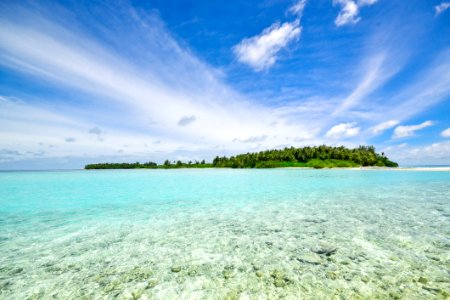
left=334, top=0, right=360, bottom=26
left=325, top=122, right=360, bottom=139
left=435, top=2, right=450, bottom=16
left=383, top=141, right=450, bottom=165
left=392, top=121, right=433, bottom=139
left=288, top=0, right=307, bottom=16
left=233, top=20, right=301, bottom=71
left=333, top=0, right=378, bottom=27
left=371, top=120, right=399, bottom=135
left=441, top=128, right=450, bottom=138
left=0, top=4, right=322, bottom=167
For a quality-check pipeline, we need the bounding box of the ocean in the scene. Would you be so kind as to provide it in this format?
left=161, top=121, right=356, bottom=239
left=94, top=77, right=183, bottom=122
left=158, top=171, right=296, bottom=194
left=0, top=169, right=449, bottom=299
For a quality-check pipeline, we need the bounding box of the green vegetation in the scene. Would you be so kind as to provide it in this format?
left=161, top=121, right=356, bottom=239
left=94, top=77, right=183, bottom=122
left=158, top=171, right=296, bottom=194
left=212, top=145, right=397, bottom=168
left=85, top=160, right=211, bottom=170
left=85, top=145, right=398, bottom=169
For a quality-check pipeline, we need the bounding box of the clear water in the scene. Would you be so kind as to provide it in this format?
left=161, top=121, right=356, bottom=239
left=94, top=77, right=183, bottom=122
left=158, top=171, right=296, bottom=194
left=0, top=169, right=449, bottom=299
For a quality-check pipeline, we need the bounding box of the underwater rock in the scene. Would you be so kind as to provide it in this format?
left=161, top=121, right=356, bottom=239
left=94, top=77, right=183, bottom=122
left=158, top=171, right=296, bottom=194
left=270, top=270, right=285, bottom=279
left=171, top=266, right=181, bottom=273
left=270, top=269, right=291, bottom=287
left=326, top=271, right=338, bottom=280
left=222, top=265, right=235, bottom=279
left=224, top=290, right=241, bottom=300
left=311, top=242, right=337, bottom=256
left=297, top=253, right=322, bottom=265
left=131, top=289, right=144, bottom=300
left=427, top=255, right=440, bottom=262
left=10, top=267, right=23, bottom=275
left=418, top=277, right=428, bottom=284
left=103, top=280, right=121, bottom=293
left=422, top=285, right=441, bottom=294
left=274, top=278, right=286, bottom=287
left=255, top=271, right=264, bottom=278
left=302, top=216, right=328, bottom=223
left=327, top=256, right=336, bottom=263
left=0, top=280, right=11, bottom=290
left=146, top=279, right=158, bottom=289
left=222, top=270, right=233, bottom=279
left=388, top=292, right=402, bottom=299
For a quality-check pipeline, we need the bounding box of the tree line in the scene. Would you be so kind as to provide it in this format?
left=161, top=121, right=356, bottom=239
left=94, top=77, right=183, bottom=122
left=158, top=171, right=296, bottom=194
left=85, top=160, right=211, bottom=170
left=85, top=145, right=398, bottom=169
left=212, top=145, right=398, bottom=168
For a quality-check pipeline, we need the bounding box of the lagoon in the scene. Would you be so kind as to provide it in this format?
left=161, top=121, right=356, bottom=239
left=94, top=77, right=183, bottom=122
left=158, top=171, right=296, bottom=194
left=0, top=169, right=449, bottom=299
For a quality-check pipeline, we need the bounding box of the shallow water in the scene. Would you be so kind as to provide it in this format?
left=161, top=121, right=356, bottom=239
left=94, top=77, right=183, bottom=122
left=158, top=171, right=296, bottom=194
left=0, top=169, right=449, bottom=299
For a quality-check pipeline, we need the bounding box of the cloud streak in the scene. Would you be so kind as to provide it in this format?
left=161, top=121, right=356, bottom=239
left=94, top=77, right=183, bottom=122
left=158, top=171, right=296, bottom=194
left=288, top=0, right=307, bottom=16
left=0, top=3, right=315, bottom=165
left=435, top=2, right=450, bottom=16
left=371, top=120, right=399, bottom=135
left=392, top=121, right=433, bottom=139
left=441, top=128, right=450, bottom=138
left=0, top=1, right=448, bottom=167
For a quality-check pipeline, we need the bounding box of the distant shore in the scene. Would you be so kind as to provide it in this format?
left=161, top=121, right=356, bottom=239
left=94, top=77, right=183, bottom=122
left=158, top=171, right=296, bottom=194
left=334, top=166, right=450, bottom=171
left=85, top=145, right=399, bottom=170
left=84, top=166, right=450, bottom=171
left=382, top=166, right=450, bottom=171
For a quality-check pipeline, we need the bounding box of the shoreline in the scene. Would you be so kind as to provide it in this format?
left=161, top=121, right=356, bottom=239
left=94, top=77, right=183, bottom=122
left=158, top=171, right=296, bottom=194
left=2, top=166, right=450, bottom=172
left=281, top=166, right=450, bottom=171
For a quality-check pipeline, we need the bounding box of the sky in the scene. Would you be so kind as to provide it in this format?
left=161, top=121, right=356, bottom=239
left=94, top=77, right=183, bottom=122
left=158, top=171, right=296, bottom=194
left=0, top=0, right=449, bottom=169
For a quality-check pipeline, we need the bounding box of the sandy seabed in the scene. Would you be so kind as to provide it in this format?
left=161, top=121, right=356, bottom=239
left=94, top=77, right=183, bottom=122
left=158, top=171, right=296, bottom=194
left=0, top=169, right=449, bottom=299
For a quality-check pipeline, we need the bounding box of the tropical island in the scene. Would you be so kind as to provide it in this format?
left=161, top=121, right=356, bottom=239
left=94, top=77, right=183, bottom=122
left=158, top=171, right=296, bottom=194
left=85, top=145, right=398, bottom=169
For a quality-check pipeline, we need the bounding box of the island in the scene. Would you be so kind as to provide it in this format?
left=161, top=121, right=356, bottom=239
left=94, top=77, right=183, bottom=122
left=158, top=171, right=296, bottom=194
left=85, top=145, right=398, bottom=169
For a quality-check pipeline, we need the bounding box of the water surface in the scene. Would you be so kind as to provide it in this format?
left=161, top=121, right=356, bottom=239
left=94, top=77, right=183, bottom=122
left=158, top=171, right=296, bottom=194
left=0, top=169, right=449, bottom=299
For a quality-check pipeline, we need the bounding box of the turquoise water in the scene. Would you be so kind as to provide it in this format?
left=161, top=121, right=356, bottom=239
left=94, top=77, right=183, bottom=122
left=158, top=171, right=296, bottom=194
left=0, top=169, right=449, bottom=299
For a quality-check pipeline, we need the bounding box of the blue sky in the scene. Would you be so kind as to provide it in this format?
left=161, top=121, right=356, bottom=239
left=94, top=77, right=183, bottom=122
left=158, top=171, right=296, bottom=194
left=0, top=0, right=449, bottom=169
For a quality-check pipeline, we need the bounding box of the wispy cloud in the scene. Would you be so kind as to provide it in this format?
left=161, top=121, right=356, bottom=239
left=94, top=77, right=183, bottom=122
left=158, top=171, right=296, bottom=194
left=333, top=0, right=378, bottom=27
left=383, top=50, right=450, bottom=121
left=371, top=120, right=399, bottom=135
left=288, top=0, right=307, bottom=16
left=441, top=128, right=450, bottom=138
left=435, top=2, right=450, bottom=16
left=325, top=122, right=360, bottom=139
left=392, top=121, right=433, bottom=139
left=233, top=20, right=301, bottom=71
left=333, top=53, right=388, bottom=115
left=0, top=3, right=314, bottom=165
left=0, top=1, right=448, bottom=167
